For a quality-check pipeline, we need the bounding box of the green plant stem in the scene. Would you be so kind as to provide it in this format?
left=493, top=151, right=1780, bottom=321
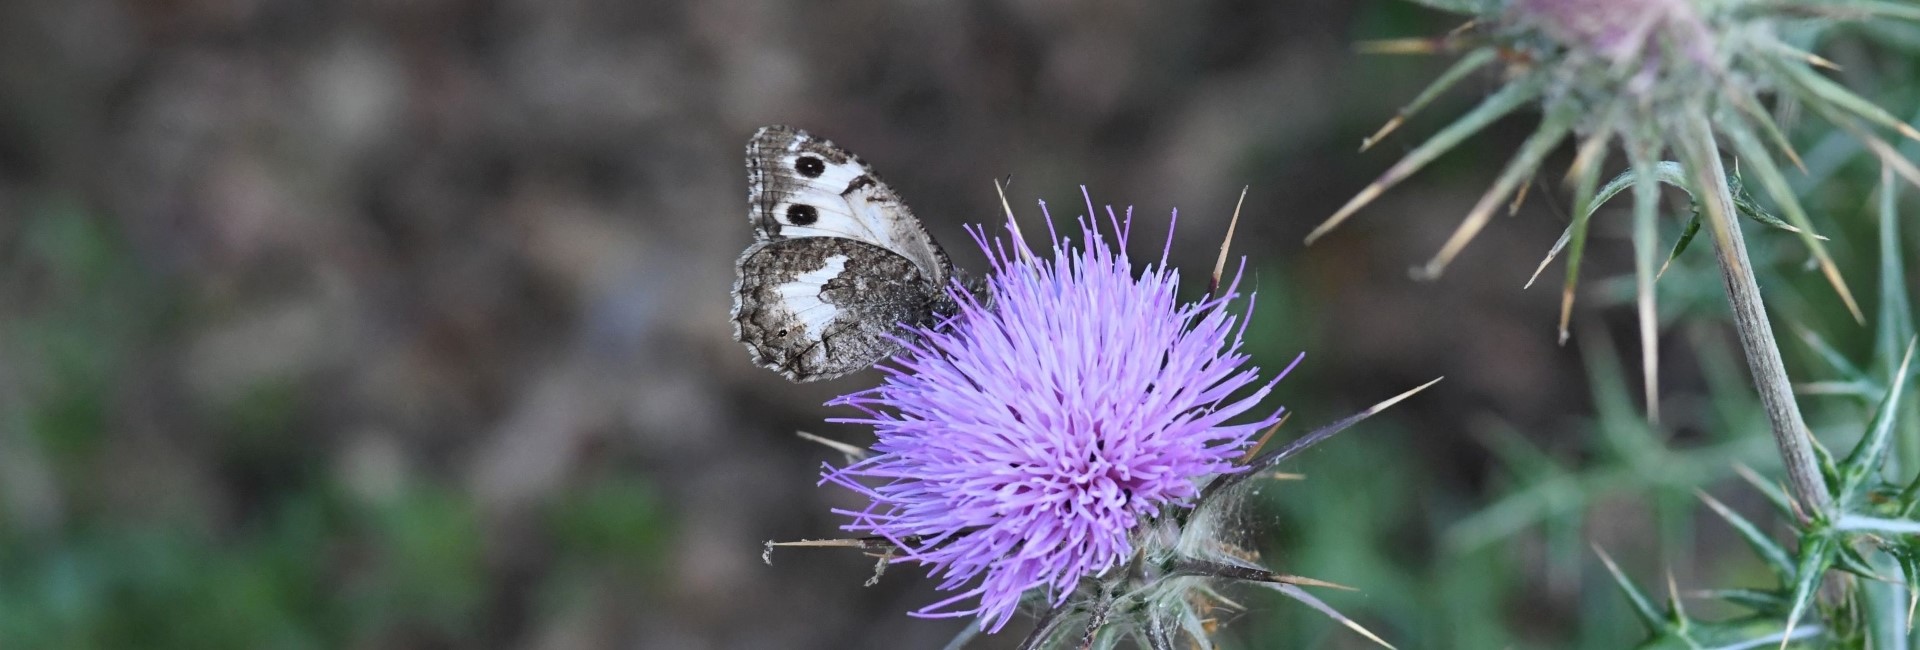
left=1684, top=116, right=1837, bottom=518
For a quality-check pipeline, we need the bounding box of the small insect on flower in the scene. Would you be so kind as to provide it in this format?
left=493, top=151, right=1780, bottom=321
left=819, top=195, right=1288, bottom=633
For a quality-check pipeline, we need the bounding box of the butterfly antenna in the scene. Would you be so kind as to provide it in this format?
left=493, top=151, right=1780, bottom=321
left=995, top=176, right=1035, bottom=263
left=1210, top=186, right=1249, bottom=297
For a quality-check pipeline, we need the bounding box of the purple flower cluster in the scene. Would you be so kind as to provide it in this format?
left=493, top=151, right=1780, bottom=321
left=823, top=205, right=1286, bottom=631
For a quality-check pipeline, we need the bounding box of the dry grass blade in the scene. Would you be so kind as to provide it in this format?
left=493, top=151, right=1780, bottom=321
left=1730, top=91, right=1807, bottom=172
left=1249, top=377, right=1440, bottom=470
left=1525, top=229, right=1571, bottom=290
left=1361, top=48, right=1497, bottom=152
left=1507, top=178, right=1530, bottom=215
left=1417, top=110, right=1576, bottom=280
left=1858, top=128, right=1920, bottom=188
left=1355, top=37, right=1446, bottom=54
left=1201, top=377, right=1441, bottom=504
left=1563, top=123, right=1614, bottom=185
left=1626, top=142, right=1665, bottom=423
left=995, top=176, right=1034, bottom=264
left=1760, top=34, right=1841, bottom=71
left=1554, top=126, right=1613, bottom=345
left=1665, top=570, right=1686, bottom=621
left=1309, top=79, right=1544, bottom=244
left=1237, top=412, right=1290, bottom=464
left=1267, top=583, right=1398, bottom=649
left=1281, top=575, right=1355, bottom=591
left=1210, top=186, right=1248, bottom=296
left=797, top=430, right=869, bottom=460
left=1174, top=559, right=1358, bottom=591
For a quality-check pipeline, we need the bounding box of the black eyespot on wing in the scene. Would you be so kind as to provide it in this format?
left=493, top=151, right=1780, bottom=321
left=796, top=156, right=826, bottom=178
left=786, top=204, right=818, bottom=225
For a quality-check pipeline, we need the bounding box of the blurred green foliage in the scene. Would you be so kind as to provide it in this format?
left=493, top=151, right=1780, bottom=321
left=1209, top=4, right=1920, bottom=647
left=0, top=204, right=670, bottom=649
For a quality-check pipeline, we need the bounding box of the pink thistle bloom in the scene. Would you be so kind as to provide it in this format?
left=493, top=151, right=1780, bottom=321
left=823, top=201, right=1287, bottom=632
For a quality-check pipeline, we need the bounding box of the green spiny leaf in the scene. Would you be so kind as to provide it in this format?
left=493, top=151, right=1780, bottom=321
left=1838, top=341, right=1916, bottom=504
left=1693, top=588, right=1789, bottom=614
left=1579, top=326, right=1662, bottom=464
left=1901, top=472, right=1920, bottom=517
left=1877, top=167, right=1916, bottom=379
left=1727, top=171, right=1809, bottom=235
left=1833, top=543, right=1890, bottom=581
left=1734, top=464, right=1800, bottom=519
left=1900, top=550, right=1920, bottom=629
left=1473, top=420, right=1566, bottom=482
left=1657, top=211, right=1703, bottom=279
left=1699, top=491, right=1797, bottom=581
left=1595, top=545, right=1667, bottom=630
left=1811, top=434, right=1840, bottom=501
left=1780, top=533, right=1839, bottom=647
left=1798, top=327, right=1870, bottom=383
left=1833, top=514, right=1920, bottom=535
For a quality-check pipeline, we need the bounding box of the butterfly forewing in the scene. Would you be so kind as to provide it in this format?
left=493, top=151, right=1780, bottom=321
left=745, top=126, right=952, bottom=284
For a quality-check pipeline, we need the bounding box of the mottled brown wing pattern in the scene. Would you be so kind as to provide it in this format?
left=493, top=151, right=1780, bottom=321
left=732, top=237, right=949, bottom=382
left=732, top=126, right=966, bottom=381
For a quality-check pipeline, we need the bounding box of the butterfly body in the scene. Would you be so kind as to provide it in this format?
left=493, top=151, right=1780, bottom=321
left=732, top=126, right=961, bottom=382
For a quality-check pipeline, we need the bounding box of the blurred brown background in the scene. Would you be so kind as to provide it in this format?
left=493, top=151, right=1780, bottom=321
left=0, top=0, right=1760, bottom=648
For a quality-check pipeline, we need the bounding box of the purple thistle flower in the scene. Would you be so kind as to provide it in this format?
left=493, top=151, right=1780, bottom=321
left=822, top=200, right=1289, bottom=632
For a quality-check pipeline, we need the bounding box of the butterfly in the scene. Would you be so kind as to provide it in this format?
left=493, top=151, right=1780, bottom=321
left=731, top=125, right=966, bottom=382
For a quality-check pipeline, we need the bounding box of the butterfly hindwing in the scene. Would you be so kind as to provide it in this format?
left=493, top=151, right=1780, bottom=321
left=732, top=237, right=948, bottom=382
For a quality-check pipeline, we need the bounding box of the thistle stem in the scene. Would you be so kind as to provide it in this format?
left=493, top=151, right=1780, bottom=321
left=1685, top=116, right=1836, bottom=518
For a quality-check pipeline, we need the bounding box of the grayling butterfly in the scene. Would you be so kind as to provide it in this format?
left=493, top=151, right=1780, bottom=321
left=731, top=125, right=965, bottom=382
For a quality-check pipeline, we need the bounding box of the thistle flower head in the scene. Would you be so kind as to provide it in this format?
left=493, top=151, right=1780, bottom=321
left=822, top=204, right=1283, bottom=632
left=1511, top=0, right=1715, bottom=70
left=1324, top=0, right=1920, bottom=423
